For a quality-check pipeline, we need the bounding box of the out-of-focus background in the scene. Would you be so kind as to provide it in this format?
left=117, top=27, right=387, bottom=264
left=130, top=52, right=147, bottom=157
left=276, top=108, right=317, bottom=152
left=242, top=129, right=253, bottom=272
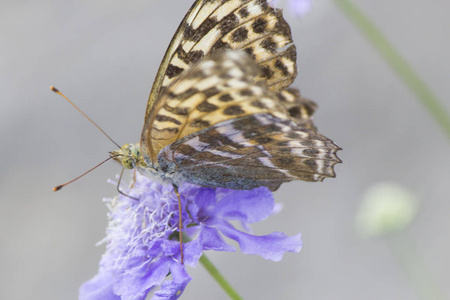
left=1, top=0, right=449, bottom=299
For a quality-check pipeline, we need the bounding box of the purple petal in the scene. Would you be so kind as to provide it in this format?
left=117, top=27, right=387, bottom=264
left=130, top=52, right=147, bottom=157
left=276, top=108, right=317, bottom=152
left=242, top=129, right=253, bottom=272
left=211, top=187, right=275, bottom=224
left=217, top=221, right=302, bottom=261
left=185, top=187, right=216, bottom=224
left=161, top=240, right=181, bottom=257
left=199, top=225, right=236, bottom=252
left=152, top=261, right=191, bottom=300
left=115, top=258, right=171, bottom=299
left=288, top=0, right=312, bottom=17
left=182, top=233, right=204, bottom=267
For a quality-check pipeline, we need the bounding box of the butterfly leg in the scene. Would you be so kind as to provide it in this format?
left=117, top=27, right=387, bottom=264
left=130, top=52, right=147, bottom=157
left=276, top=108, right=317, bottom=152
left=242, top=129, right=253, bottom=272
left=173, top=184, right=184, bottom=264
left=117, top=168, right=139, bottom=201
left=130, top=168, right=137, bottom=189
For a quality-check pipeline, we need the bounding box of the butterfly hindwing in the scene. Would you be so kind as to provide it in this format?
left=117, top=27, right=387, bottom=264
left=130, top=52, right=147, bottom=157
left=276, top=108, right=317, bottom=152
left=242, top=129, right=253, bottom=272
left=159, top=113, right=341, bottom=191
left=278, top=88, right=318, bottom=130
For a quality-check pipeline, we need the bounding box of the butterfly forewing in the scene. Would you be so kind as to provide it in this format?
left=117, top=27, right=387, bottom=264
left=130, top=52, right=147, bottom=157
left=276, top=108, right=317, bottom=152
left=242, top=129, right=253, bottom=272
left=142, top=0, right=297, bottom=159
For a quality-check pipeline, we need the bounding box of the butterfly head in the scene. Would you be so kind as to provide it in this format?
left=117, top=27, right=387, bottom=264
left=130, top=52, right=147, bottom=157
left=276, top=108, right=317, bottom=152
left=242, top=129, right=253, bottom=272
left=110, top=143, right=143, bottom=170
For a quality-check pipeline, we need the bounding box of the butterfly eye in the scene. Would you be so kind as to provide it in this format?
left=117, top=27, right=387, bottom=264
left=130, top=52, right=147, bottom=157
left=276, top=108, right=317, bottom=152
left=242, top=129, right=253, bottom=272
left=122, top=157, right=136, bottom=169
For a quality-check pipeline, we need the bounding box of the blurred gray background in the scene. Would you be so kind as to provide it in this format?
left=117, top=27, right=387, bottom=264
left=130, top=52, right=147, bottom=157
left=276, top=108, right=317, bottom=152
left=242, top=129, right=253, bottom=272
left=1, top=0, right=449, bottom=299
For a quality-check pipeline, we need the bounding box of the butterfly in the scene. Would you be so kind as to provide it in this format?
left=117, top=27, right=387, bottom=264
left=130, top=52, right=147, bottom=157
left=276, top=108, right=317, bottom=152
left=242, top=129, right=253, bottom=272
left=110, top=0, right=341, bottom=192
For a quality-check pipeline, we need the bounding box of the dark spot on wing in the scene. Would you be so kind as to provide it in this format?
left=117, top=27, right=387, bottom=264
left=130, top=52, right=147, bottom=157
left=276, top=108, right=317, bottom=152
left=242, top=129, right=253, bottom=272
left=176, top=46, right=205, bottom=65
left=166, top=64, right=184, bottom=79
left=177, top=88, right=199, bottom=100
left=186, top=50, right=204, bottom=65
left=151, top=126, right=179, bottom=134
left=304, top=159, right=317, bottom=168
left=190, top=119, right=211, bottom=128
left=190, top=17, right=218, bottom=42
left=155, top=114, right=182, bottom=125
left=261, top=37, right=277, bottom=53
left=231, top=27, right=249, bottom=42
left=260, top=66, right=274, bottom=79
left=244, top=47, right=256, bottom=60
left=238, top=7, right=249, bottom=18
left=212, top=39, right=231, bottom=52
left=197, top=101, right=219, bottom=112
left=251, top=100, right=266, bottom=109
left=275, top=59, right=289, bottom=76
left=219, top=94, right=233, bottom=102
left=256, top=0, right=269, bottom=11
left=240, top=88, right=253, bottom=96
left=288, top=107, right=301, bottom=118
left=219, top=14, right=239, bottom=35
left=224, top=105, right=245, bottom=115
left=252, top=18, right=268, bottom=34
left=203, top=87, right=221, bottom=98
left=163, top=105, right=189, bottom=116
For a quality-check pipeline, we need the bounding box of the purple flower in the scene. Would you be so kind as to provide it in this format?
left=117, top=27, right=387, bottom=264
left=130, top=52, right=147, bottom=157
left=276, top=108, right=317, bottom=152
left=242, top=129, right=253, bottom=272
left=79, top=172, right=302, bottom=300
left=271, top=0, right=312, bottom=17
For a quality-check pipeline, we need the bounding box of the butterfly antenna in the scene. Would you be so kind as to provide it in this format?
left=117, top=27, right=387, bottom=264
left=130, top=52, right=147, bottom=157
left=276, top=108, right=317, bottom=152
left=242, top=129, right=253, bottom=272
left=53, top=156, right=116, bottom=191
left=50, top=86, right=121, bottom=149
left=173, top=185, right=184, bottom=264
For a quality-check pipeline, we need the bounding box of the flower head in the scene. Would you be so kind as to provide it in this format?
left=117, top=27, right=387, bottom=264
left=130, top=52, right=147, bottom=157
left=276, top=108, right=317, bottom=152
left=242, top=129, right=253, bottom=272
left=355, top=182, right=419, bottom=238
left=80, top=172, right=302, bottom=300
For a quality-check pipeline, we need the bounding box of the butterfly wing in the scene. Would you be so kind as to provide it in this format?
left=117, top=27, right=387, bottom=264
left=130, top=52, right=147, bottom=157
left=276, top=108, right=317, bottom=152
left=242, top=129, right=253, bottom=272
left=142, top=0, right=298, bottom=162
left=278, top=88, right=318, bottom=130
left=152, top=50, right=340, bottom=190
left=159, top=113, right=340, bottom=191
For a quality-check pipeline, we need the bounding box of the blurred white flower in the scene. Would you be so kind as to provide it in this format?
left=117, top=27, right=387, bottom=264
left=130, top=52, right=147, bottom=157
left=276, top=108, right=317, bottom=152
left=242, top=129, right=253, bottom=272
left=356, top=182, right=419, bottom=237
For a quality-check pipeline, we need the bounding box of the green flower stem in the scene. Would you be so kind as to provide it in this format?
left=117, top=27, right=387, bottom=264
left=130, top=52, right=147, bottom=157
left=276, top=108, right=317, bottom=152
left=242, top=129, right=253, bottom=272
left=387, top=234, right=446, bottom=300
left=199, top=253, right=244, bottom=300
left=181, top=234, right=242, bottom=299
left=333, top=0, right=450, bottom=140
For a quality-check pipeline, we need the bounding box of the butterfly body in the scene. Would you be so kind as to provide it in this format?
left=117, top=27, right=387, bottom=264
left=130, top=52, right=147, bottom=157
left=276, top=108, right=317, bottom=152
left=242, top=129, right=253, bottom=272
left=112, top=0, right=341, bottom=192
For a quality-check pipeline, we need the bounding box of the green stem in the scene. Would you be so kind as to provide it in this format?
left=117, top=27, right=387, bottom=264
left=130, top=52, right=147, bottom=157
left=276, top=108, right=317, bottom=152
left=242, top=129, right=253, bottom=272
left=199, top=253, right=244, bottom=300
left=333, top=0, right=450, bottom=140
left=387, top=234, right=446, bottom=300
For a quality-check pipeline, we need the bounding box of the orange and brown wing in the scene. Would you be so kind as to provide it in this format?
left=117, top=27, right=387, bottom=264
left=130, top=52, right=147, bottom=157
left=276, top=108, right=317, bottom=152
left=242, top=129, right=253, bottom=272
left=141, top=0, right=298, bottom=163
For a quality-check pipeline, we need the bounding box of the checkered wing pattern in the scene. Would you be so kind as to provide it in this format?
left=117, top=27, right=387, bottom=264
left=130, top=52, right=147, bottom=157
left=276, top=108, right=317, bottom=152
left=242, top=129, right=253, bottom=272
left=154, top=51, right=341, bottom=190
left=142, top=0, right=299, bottom=159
